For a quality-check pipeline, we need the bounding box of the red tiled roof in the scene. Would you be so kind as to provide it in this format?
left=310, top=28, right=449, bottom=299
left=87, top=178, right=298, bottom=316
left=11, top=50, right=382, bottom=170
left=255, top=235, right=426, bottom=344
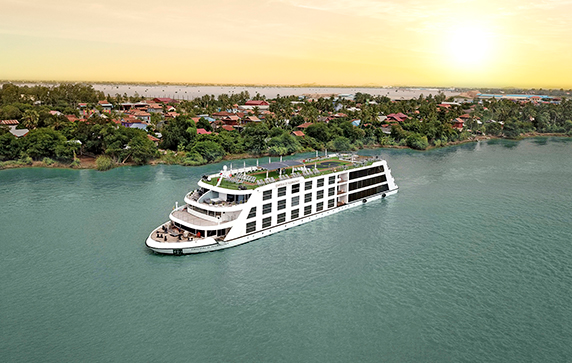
left=147, top=134, right=160, bottom=142
left=292, top=130, right=305, bottom=137
left=0, top=119, right=19, bottom=125
left=197, top=128, right=212, bottom=135
left=245, top=100, right=269, bottom=106
left=297, top=122, right=313, bottom=129
left=221, top=125, right=235, bottom=131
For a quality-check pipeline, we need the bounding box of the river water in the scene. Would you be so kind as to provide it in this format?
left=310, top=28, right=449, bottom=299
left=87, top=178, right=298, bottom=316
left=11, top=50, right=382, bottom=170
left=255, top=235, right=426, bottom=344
left=1, top=138, right=571, bottom=362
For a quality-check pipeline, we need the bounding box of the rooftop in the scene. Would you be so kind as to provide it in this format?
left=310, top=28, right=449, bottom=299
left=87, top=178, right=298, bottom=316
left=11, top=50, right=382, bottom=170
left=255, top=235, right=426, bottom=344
left=202, top=154, right=380, bottom=190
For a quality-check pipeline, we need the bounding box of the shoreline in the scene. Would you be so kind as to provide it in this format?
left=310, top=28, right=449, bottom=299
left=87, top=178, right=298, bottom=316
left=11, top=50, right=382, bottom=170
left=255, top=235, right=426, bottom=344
left=1, top=133, right=569, bottom=172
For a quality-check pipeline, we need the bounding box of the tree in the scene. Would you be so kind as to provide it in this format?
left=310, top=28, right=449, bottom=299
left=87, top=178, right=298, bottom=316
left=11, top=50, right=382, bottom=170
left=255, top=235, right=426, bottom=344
left=159, top=116, right=196, bottom=150
left=127, top=133, right=158, bottom=164
left=406, top=133, right=429, bottom=150
left=21, top=109, right=40, bottom=129
left=328, top=136, right=352, bottom=151
left=191, top=140, right=225, bottom=162
left=242, top=122, right=269, bottom=154
left=21, top=128, right=68, bottom=160
left=305, top=123, right=330, bottom=143
left=0, top=130, right=21, bottom=161
left=196, top=117, right=212, bottom=132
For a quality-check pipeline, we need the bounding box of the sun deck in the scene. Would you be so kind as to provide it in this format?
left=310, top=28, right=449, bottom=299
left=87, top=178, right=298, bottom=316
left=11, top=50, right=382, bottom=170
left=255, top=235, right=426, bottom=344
left=203, top=154, right=380, bottom=190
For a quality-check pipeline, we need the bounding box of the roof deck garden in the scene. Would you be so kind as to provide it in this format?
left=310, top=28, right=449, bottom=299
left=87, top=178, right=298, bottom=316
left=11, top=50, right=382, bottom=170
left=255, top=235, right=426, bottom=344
left=202, top=155, right=379, bottom=190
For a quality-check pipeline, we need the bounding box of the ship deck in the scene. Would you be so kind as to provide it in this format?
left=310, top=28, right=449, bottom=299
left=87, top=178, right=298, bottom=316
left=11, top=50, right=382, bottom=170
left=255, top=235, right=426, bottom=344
left=149, top=224, right=218, bottom=244
left=172, top=210, right=220, bottom=226
left=203, top=155, right=378, bottom=190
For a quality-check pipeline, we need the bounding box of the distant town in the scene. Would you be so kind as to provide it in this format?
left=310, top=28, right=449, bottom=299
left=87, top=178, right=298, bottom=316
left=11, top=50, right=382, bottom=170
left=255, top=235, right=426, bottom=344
left=0, top=83, right=570, bottom=170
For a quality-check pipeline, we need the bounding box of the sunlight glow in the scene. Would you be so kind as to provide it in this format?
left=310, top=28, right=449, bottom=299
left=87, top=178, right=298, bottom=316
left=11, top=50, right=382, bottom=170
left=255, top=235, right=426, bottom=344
left=445, top=23, right=496, bottom=70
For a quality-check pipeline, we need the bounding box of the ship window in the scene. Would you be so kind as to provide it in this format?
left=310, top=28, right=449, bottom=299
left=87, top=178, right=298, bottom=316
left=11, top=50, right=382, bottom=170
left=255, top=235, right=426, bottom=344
left=246, top=221, right=256, bottom=233
left=317, top=190, right=324, bottom=200
left=348, top=184, right=389, bottom=202
left=349, top=165, right=384, bottom=180
left=328, top=187, right=335, bottom=197
left=278, top=187, right=286, bottom=197
left=291, top=209, right=299, bottom=219
left=349, top=174, right=387, bottom=191
left=262, top=217, right=272, bottom=228
left=278, top=199, right=286, bottom=210
left=291, top=195, right=299, bottom=207
left=316, top=202, right=324, bottom=211
left=247, top=207, right=256, bottom=219
left=207, top=230, right=217, bottom=237
left=291, top=183, right=300, bottom=193
left=304, top=205, right=312, bottom=216
left=263, top=190, right=272, bottom=201
left=263, top=203, right=272, bottom=214
left=305, top=181, right=312, bottom=190
left=277, top=213, right=286, bottom=224
left=329, top=176, right=335, bottom=184
left=304, top=193, right=312, bottom=203
left=328, top=199, right=335, bottom=208
left=317, top=178, right=324, bottom=187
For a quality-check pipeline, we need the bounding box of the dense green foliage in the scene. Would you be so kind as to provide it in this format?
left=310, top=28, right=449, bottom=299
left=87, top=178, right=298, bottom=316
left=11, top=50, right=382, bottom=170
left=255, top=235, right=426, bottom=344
left=1, top=83, right=571, bottom=170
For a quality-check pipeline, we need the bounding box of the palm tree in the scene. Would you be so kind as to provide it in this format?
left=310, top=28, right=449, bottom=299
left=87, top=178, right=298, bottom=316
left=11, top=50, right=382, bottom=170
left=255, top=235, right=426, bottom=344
left=22, top=109, right=39, bottom=129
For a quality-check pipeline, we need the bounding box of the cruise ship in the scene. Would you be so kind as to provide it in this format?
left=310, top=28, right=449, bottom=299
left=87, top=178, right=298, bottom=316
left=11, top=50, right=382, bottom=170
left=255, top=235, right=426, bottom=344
left=145, top=153, right=398, bottom=255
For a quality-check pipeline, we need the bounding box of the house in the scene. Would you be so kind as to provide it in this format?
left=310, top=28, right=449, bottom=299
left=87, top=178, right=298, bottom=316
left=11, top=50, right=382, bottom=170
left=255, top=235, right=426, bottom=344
left=239, top=100, right=270, bottom=110
left=146, top=103, right=163, bottom=113
left=98, top=100, right=113, bottom=112
left=212, top=111, right=234, bottom=119
left=221, top=115, right=240, bottom=126
left=1, top=120, right=29, bottom=138
left=351, top=119, right=361, bottom=127
left=197, top=128, right=212, bottom=135
left=147, top=134, right=160, bottom=146
left=292, top=130, right=305, bottom=137
left=452, top=118, right=464, bottom=130
left=153, top=97, right=177, bottom=104
left=297, top=122, right=313, bottom=129
left=66, top=115, right=79, bottom=123
left=243, top=115, right=261, bottom=123
left=220, top=125, right=235, bottom=132
left=129, top=109, right=151, bottom=123
left=245, top=100, right=269, bottom=106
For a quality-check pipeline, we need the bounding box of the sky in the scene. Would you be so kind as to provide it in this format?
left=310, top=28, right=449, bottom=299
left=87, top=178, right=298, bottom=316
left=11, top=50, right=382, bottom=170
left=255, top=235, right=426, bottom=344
left=1, top=0, right=572, bottom=88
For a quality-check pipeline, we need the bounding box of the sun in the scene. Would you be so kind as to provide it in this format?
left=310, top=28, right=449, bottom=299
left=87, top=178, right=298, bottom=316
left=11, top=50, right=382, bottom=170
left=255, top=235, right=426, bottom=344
left=445, top=23, right=496, bottom=70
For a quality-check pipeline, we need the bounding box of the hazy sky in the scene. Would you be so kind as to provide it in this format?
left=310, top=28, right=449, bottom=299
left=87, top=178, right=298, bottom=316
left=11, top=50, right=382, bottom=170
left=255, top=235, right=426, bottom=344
left=2, top=0, right=572, bottom=88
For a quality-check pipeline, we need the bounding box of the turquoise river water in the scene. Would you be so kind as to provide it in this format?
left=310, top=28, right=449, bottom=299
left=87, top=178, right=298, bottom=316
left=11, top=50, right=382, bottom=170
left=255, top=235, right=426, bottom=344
left=1, top=138, right=572, bottom=362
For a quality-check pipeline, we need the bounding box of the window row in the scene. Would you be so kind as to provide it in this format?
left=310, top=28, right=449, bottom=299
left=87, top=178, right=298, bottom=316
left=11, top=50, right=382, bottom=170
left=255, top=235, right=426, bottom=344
left=244, top=199, right=337, bottom=232
left=349, top=165, right=384, bottom=180
left=349, top=174, right=387, bottom=191
left=348, top=184, right=389, bottom=202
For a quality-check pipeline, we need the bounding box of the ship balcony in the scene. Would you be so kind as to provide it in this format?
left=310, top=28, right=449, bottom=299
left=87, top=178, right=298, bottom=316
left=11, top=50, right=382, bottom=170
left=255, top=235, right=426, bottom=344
left=337, top=189, right=347, bottom=195
left=170, top=205, right=239, bottom=230
left=185, top=190, right=250, bottom=211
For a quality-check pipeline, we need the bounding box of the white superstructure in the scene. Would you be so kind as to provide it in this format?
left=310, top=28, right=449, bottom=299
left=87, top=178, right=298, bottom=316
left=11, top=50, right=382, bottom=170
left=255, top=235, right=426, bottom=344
left=146, top=154, right=398, bottom=255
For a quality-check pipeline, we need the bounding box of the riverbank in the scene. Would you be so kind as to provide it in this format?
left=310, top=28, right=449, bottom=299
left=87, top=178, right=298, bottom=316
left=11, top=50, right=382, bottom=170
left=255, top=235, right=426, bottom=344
left=1, top=133, right=569, bottom=172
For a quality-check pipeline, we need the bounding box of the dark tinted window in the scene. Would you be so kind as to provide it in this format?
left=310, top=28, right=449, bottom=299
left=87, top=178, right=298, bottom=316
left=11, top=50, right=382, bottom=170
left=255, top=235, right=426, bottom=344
left=246, top=221, right=256, bottom=233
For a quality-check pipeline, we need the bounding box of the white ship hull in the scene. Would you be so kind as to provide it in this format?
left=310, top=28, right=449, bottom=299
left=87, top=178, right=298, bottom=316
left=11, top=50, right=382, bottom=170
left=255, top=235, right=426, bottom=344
left=146, top=188, right=397, bottom=255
